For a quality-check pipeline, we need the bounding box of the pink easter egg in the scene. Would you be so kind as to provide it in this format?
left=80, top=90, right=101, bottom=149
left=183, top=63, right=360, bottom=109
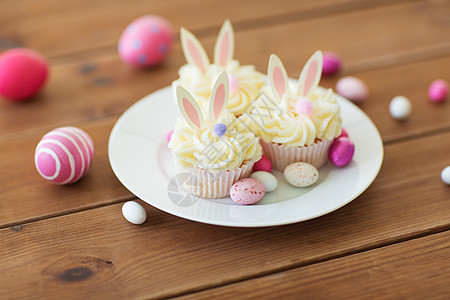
left=118, top=15, right=174, bottom=67
left=230, top=178, right=265, bottom=205
left=428, top=79, right=448, bottom=103
left=322, top=52, right=341, bottom=75
left=166, top=129, right=174, bottom=143
left=338, top=128, right=348, bottom=138
left=35, top=127, right=94, bottom=184
left=336, top=76, right=368, bottom=103
left=253, top=155, right=272, bottom=172
left=0, top=48, right=49, bottom=101
left=329, top=137, right=354, bottom=167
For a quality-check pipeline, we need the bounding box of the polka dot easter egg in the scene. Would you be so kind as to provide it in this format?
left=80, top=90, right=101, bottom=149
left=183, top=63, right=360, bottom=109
left=35, top=127, right=94, bottom=184
left=284, top=162, right=319, bottom=188
left=230, top=178, right=265, bottom=205
left=118, top=15, right=174, bottom=67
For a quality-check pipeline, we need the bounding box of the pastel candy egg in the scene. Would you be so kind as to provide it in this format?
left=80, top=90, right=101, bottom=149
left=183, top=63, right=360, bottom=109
left=251, top=171, right=278, bottom=192
left=441, top=166, right=450, bottom=185
left=336, top=76, right=368, bottom=103
left=118, top=15, right=174, bottom=67
left=284, top=162, right=319, bottom=187
left=122, top=201, right=147, bottom=225
left=428, top=79, right=448, bottom=103
left=389, top=95, right=412, bottom=120
left=230, top=178, right=265, bottom=205
left=322, top=52, right=341, bottom=75
left=35, top=126, right=94, bottom=184
left=329, top=137, right=355, bottom=167
left=0, top=48, right=49, bottom=101
left=253, top=155, right=272, bottom=172
left=338, top=127, right=348, bottom=138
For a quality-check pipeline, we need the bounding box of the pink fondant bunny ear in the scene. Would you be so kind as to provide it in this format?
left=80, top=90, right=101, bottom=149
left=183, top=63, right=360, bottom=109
left=268, top=54, right=289, bottom=101
left=176, top=85, right=204, bottom=131
left=180, top=27, right=210, bottom=73
left=297, top=50, right=323, bottom=98
left=214, top=19, right=234, bottom=67
left=209, top=71, right=229, bottom=122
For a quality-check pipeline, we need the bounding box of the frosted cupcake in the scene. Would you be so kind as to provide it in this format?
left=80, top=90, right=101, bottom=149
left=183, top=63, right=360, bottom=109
left=172, top=20, right=265, bottom=117
left=169, top=71, right=262, bottom=198
left=241, top=51, right=342, bottom=170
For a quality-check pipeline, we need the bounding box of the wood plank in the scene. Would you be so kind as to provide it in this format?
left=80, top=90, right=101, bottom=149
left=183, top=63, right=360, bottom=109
left=179, top=231, right=450, bottom=299
left=0, top=118, right=133, bottom=228
left=1, top=1, right=450, bottom=140
left=0, top=0, right=409, bottom=58
left=0, top=131, right=449, bottom=298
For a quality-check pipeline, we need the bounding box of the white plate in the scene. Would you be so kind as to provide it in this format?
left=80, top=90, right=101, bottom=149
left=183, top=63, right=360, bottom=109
left=108, top=86, right=383, bottom=227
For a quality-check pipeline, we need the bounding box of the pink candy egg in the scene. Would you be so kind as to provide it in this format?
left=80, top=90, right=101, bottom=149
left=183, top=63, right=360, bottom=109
left=322, top=52, right=341, bottom=75
left=118, top=15, right=174, bottom=67
left=0, top=48, right=49, bottom=101
left=35, top=127, right=94, bottom=184
left=428, top=79, right=448, bottom=103
left=230, top=178, right=265, bottom=205
left=338, top=128, right=348, bottom=138
left=336, top=76, right=368, bottom=103
left=253, top=155, right=272, bottom=172
left=329, top=137, right=354, bottom=167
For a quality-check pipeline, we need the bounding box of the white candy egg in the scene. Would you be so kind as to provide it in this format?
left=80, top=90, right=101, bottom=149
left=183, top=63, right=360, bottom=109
left=389, top=96, right=412, bottom=120
left=122, top=201, right=147, bottom=225
left=441, top=166, right=450, bottom=185
left=284, top=162, right=319, bottom=187
left=250, top=171, right=278, bottom=192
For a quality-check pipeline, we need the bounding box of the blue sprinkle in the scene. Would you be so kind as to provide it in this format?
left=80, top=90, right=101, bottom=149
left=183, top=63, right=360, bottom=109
left=158, top=44, right=168, bottom=54
left=213, top=123, right=227, bottom=137
left=137, top=54, right=147, bottom=64
left=132, top=40, right=142, bottom=50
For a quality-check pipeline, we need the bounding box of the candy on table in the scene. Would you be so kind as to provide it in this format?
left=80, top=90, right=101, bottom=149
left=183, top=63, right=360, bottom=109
left=389, top=95, right=412, bottom=121
left=253, top=155, right=272, bottom=172
left=336, top=76, right=368, bottom=103
left=122, top=201, right=147, bottom=224
left=0, top=48, right=49, bottom=101
left=250, top=171, right=278, bottom=192
left=428, top=79, right=448, bottom=103
left=35, top=126, right=94, bottom=184
left=284, top=162, right=319, bottom=188
left=230, top=178, right=265, bottom=205
left=441, top=166, right=450, bottom=185
left=322, top=51, right=341, bottom=75
left=329, top=137, right=354, bottom=167
left=118, top=15, right=174, bottom=67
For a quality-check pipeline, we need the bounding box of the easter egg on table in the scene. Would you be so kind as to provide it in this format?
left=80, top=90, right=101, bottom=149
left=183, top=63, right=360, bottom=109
left=122, top=201, right=147, bottom=225
left=230, top=178, right=265, bottom=205
left=35, top=127, right=94, bottom=184
left=118, top=15, right=174, bottom=67
left=428, top=79, right=448, bottom=103
left=336, top=76, right=368, bottom=103
left=284, top=162, right=319, bottom=188
left=322, top=52, right=341, bottom=75
left=0, top=48, right=49, bottom=101
left=389, top=96, right=412, bottom=121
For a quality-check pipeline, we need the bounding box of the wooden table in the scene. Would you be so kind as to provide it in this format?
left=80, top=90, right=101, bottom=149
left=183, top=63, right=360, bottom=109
left=1, top=0, right=449, bottom=298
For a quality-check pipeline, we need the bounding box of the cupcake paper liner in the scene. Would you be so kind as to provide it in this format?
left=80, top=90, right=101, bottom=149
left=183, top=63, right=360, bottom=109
left=261, top=139, right=334, bottom=170
left=179, top=160, right=255, bottom=199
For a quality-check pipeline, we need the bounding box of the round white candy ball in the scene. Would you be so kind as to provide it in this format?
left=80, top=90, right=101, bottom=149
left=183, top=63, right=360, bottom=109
left=441, top=166, right=450, bottom=185
left=389, top=96, right=412, bottom=120
left=122, top=201, right=147, bottom=225
left=250, top=171, right=278, bottom=192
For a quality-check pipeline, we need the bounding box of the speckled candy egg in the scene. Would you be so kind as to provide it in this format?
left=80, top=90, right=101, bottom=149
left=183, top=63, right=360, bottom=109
left=0, top=48, right=49, bottom=101
left=336, top=76, right=368, bottom=103
left=35, top=126, right=94, bottom=184
left=118, top=15, right=174, bottom=67
left=230, top=178, right=265, bottom=205
left=284, top=162, right=319, bottom=187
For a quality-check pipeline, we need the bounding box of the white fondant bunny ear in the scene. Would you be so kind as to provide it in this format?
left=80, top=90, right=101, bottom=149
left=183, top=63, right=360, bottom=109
left=214, top=19, right=234, bottom=67
left=268, top=54, right=289, bottom=101
left=176, top=85, right=204, bottom=131
left=297, top=50, right=323, bottom=98
left=209, top=71, right=229, bottom=122
left=180, top=27, right=210, bottom=73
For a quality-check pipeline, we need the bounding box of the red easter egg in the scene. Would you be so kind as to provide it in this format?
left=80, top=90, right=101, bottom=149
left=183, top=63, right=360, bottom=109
left=0, top=48, right=49, bottom=101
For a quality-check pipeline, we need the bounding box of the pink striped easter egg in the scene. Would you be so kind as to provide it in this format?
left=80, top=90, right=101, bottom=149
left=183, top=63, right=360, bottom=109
left=34, top=126, right=94, bottom=184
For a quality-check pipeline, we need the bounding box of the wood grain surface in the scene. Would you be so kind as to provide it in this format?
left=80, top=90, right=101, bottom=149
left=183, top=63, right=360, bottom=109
left=0, top=0, right=449, bottom=298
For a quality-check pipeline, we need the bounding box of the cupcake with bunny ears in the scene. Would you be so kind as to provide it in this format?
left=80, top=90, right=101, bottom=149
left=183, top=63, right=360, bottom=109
left=173, top=20, right=265, bottom=117
left=169, top=71, right=262, bottom=198
left=241, top=51, right=342, bottom=170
